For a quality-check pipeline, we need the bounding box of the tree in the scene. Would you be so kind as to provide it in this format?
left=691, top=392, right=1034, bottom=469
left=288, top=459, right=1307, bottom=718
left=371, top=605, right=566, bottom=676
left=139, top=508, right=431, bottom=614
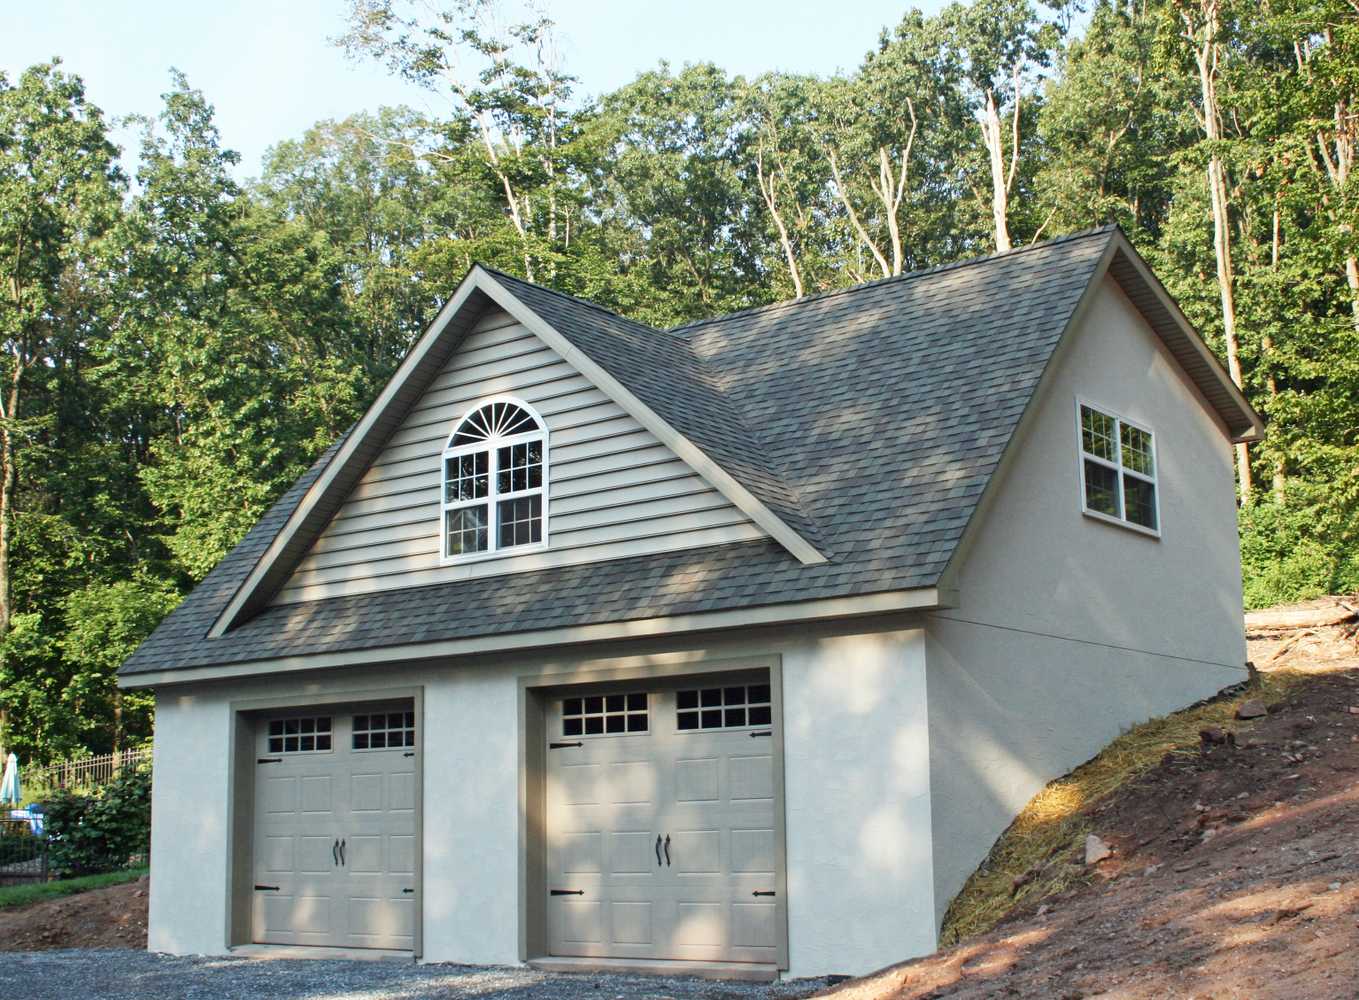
left=0, top=63, right=124, bottom=757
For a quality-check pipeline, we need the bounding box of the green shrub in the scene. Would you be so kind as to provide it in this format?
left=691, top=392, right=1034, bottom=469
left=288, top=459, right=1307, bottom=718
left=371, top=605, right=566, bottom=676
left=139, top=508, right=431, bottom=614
left=44, top=766, right=151, bottom=877
left=1239, top=499, right=1358, bottom=609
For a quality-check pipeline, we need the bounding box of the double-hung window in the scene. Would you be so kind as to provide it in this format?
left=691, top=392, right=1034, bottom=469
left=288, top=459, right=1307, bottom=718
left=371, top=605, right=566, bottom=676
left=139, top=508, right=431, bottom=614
left=442, top=398, right=548, bottom=559
left=1077, top=400, right=1159, bottom=534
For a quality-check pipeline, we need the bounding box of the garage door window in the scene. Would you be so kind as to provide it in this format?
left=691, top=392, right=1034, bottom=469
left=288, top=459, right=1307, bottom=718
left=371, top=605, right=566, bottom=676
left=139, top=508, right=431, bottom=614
left=267, top=716, right=332, bottom=753
left=562, top=693, right=648, bottom=736
left=677, top=684, right=771, bottom=730
left=352, top=711, right=416, bottom=750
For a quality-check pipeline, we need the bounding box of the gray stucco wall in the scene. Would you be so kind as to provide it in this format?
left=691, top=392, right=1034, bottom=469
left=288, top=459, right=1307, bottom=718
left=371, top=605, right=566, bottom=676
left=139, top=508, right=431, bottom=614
left=924, top=276, right=1249, bottom=926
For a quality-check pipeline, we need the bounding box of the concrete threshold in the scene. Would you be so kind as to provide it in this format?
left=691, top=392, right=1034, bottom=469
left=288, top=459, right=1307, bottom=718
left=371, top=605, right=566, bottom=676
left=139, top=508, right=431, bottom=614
left=527, top=956, right=779, bottom=982
left=231, top=944, right=414, bottom=962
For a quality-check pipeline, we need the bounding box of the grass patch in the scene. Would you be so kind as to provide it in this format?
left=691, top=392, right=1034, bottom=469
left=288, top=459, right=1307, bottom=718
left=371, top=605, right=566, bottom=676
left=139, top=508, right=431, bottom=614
left=0, top=867, right=148, bottom=910
left=939, top=669, right=1303, bottom=946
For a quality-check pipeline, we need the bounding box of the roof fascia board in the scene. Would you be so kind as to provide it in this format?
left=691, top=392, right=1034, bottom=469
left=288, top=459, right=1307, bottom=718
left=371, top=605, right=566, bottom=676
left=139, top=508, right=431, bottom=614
left=208, top=274, right=488, bottom=638
left=120, top=586, right=943, bottom=690
left=1108, top=230, right=1264, bottom=442
left=473, top=269, right=827, bottom=566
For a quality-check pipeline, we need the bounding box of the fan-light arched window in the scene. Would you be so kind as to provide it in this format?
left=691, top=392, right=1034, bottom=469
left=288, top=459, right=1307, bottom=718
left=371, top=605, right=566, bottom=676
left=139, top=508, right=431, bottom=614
left=442, top=399, right=547, bottom=559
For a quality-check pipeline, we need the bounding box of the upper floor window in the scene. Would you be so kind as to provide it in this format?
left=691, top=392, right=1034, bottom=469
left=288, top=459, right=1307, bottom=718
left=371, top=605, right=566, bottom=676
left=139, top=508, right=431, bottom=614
left=1077, top=400, right=1159, bottom=535
left=442, top=398, right=547, bottom=559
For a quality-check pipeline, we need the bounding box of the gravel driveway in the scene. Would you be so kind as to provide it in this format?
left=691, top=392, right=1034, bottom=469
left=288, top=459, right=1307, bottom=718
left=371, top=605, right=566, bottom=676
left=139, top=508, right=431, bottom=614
left=0, top=950, right=835, bottom=1000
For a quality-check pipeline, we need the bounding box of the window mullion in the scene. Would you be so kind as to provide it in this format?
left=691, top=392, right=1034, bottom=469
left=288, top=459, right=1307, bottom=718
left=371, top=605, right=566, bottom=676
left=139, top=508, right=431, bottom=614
left=1112, top=418, right=1126, bottom=520
left=487, top=445, right=500, bottom=553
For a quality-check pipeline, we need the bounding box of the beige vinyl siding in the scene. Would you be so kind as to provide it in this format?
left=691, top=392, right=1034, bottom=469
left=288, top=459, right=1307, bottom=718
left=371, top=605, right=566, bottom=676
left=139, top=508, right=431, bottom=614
left=272, top=309, right=764, bottom=605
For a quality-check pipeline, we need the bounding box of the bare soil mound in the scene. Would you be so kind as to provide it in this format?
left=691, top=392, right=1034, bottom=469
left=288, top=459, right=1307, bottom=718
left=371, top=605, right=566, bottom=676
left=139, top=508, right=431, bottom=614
left=823, top=634, right=1359, bottom=999
left=0, top=877, right=148, bottom=951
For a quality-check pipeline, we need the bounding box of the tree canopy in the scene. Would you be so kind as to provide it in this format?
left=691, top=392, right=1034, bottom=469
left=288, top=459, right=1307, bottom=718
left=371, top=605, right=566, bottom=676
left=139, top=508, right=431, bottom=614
left=2, top=0, right=1357, bottom=761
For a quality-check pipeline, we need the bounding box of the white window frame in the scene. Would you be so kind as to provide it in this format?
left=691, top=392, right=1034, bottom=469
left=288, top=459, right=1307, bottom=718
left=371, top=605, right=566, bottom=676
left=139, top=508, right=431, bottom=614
left=1074, top=396, right=1161, bottom=539
left=440, top=395, right=550, bottom=564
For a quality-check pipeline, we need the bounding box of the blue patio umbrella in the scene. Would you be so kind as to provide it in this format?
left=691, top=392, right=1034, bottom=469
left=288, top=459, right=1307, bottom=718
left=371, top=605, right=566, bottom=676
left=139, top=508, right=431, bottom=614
left=0, top=752, right=19, bottom=805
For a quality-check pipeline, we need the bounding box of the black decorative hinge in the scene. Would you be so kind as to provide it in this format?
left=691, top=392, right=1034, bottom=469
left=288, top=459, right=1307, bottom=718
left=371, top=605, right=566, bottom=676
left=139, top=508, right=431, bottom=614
left=402, top=888, right=415, bottom=894
left=550, top=889, right=585, bottom=896
left=750, top=731, right=772, bottom=739
left=257, top=757, right=282, bottom=764
left=752, top=891, right=776, bottom=897
left=254, top=884, right=280, bottom=891
left=403, top=752, right=415, bottom=757
left=549, top=741, right=583, bottom=749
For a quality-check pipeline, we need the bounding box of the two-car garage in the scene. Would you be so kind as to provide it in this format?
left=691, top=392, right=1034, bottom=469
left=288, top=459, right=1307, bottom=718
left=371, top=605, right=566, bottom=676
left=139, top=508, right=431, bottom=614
left=235, top=670, right=787, bottom=972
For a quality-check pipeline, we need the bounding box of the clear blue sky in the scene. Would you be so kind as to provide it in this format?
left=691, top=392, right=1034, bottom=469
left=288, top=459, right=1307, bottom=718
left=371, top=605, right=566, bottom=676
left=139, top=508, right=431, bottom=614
left=8, top=0, right=929, bottom=179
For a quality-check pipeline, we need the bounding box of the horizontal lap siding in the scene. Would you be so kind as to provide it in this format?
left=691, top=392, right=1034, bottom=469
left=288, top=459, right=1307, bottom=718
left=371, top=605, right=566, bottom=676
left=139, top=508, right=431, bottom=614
left=272, top=310, right=763, bottom=605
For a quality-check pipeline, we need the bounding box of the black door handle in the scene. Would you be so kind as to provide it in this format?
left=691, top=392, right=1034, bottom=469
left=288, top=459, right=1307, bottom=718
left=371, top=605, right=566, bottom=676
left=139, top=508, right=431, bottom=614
left=664, top=835, right=671, bottom=867
left=655, top=835, right=662, bottom=866
left=339, top=839, right=346, bottom=866
left=332, top=838, right=339, bottom=866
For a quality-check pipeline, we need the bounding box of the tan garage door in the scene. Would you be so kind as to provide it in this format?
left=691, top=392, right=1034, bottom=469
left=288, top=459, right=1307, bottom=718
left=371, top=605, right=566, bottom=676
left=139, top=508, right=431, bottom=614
left=545, top=679, right=782, bottom=965
left=251, top=706, right=417, bottom=950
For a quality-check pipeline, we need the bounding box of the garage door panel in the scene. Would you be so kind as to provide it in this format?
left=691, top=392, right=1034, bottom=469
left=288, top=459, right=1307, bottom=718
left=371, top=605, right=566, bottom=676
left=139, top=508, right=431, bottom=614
left=671, top=828, right=721, bottom=874
left=260, top=836, right=295, bottom=873
left=389, top=834, right=417, bottom=875
left=252, top=705, right=418, bottom=952
left=673, top=757, right=719, bottom=802
left=729, top=754, right=774, bottom=801
left=557, top=761, right=602, bottom=805
left=732, top=901, right=779, bottom=949
left=608, top=760, right=657, bottom=804
left=389, top=771, right=417, bottom=811
left=349, top=771, right=385, bottom=812
left=298, top=835, right=338, bottom=874
left=546, top=681, right=783, bottom=966
left=611, top=901, right=654, bottom=945
left=674, top=901, right=724, bottom=946
left=556, top=899, right=604, bottom=944
left=560, top=831, right=604, bottom=874
left=730, top=828, right=777, bottom=874
left=346, top=834, right=384, bottom=873
left=300, top=776, right=333, bottom=813
left=261, top=775, right=299, bottom=813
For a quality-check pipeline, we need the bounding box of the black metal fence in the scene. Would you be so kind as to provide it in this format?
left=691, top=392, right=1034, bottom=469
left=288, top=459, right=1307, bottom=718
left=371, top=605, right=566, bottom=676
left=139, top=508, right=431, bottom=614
left=0, top=831, right=48, bottom=885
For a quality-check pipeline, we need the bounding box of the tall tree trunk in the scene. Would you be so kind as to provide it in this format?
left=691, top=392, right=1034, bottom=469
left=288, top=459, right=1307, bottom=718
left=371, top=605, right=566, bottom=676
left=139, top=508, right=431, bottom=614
left=755, top=148, right=805, bottom=297
left=1266, top=203, right=1285, bottom=500
left=980, top=89, right=1014, bottom=252
left=1184, top=0, right=1252, bottom=502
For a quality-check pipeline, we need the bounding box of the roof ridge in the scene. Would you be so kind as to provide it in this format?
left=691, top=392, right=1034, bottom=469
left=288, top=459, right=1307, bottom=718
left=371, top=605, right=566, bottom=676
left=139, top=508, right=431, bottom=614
left=666, top=225, right=1119, bottom=336
left=476, top=264, right=684, bottom=338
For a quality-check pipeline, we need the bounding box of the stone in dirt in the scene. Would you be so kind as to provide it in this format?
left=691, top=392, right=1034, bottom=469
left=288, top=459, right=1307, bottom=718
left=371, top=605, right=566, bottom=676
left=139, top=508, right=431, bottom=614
left=1236, top=699, right=1269, bottom=720
left=1085, top=834, right=1113, bottom=864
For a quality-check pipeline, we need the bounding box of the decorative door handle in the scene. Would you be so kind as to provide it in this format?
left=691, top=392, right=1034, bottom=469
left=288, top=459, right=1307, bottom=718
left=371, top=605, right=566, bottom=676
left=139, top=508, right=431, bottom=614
left=332, top=838, right=339, bottom=865
left=663, top=835, right=671, bottom=867
left=339, top=839, right=346, bottom=866
left=655, top=835, right=662, bottom=866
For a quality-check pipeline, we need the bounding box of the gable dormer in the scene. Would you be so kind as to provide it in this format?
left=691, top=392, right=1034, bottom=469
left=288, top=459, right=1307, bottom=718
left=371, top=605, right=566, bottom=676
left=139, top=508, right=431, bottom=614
left=270, top=307, right=771, bottom=605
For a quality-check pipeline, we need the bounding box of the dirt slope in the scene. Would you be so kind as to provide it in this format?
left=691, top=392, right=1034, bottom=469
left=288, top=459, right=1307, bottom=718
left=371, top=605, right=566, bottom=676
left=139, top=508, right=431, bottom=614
left=0, top=877, right=148, bottom=951
left=824, top=657, right=1359, bottom=998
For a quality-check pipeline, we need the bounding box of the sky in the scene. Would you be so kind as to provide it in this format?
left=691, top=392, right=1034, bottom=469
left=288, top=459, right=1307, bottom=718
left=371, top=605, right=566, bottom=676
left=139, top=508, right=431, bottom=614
left=8, top=0, right=930, bottom=180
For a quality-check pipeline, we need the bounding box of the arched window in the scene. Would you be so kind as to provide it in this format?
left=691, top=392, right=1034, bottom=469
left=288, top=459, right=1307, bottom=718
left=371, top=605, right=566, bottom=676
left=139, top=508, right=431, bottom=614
left=442, top=398, right=547, bottom=559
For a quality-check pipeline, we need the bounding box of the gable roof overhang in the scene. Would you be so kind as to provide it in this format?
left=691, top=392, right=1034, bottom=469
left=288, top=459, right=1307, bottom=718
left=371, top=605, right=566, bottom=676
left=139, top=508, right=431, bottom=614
left=935, top=227, right=1264, bottom=592
left=207, top=267, right=826, bottom=638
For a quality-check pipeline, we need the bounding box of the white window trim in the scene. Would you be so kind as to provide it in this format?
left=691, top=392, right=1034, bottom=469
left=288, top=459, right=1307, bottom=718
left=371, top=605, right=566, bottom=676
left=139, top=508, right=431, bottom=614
left=440, top=395, right=550, bottom=564
left=1074, top=396, right=1162, bottom=539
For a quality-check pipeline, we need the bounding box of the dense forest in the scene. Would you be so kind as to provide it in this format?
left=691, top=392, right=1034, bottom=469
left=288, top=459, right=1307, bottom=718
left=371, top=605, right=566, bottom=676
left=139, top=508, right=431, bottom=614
left=1, top=0, right=1356, bottom=763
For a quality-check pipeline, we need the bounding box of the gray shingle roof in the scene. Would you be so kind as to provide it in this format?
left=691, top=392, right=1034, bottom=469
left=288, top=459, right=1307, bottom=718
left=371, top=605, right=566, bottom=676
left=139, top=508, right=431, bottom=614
left=120, top=226, right=1252, bottom=679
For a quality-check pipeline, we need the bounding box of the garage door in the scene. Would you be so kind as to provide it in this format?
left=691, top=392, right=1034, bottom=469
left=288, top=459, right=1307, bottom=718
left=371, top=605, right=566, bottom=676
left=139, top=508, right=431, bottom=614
left=251, top=706, right=418, bottom=950
left=545, top=679, right=782, bottom=965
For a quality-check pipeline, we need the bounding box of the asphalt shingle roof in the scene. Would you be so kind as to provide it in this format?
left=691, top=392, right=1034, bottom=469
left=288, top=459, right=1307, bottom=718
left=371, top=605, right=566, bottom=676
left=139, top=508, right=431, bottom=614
left=120, top=227, right=1155, bottom=678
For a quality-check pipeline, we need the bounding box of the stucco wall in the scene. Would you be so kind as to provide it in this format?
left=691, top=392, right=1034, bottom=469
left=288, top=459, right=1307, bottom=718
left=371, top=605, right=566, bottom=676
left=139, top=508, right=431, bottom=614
left=924, top=276, right=1249, bottom=926
left=145, top=622, right=934, bottom=979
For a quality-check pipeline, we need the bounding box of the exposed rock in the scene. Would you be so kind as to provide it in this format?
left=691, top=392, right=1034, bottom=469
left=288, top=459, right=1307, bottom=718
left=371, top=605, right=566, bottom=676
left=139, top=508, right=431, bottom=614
left=1236, top=699, right=1269, bottom=720
left=1085, top=834, right=1113, bottom=865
